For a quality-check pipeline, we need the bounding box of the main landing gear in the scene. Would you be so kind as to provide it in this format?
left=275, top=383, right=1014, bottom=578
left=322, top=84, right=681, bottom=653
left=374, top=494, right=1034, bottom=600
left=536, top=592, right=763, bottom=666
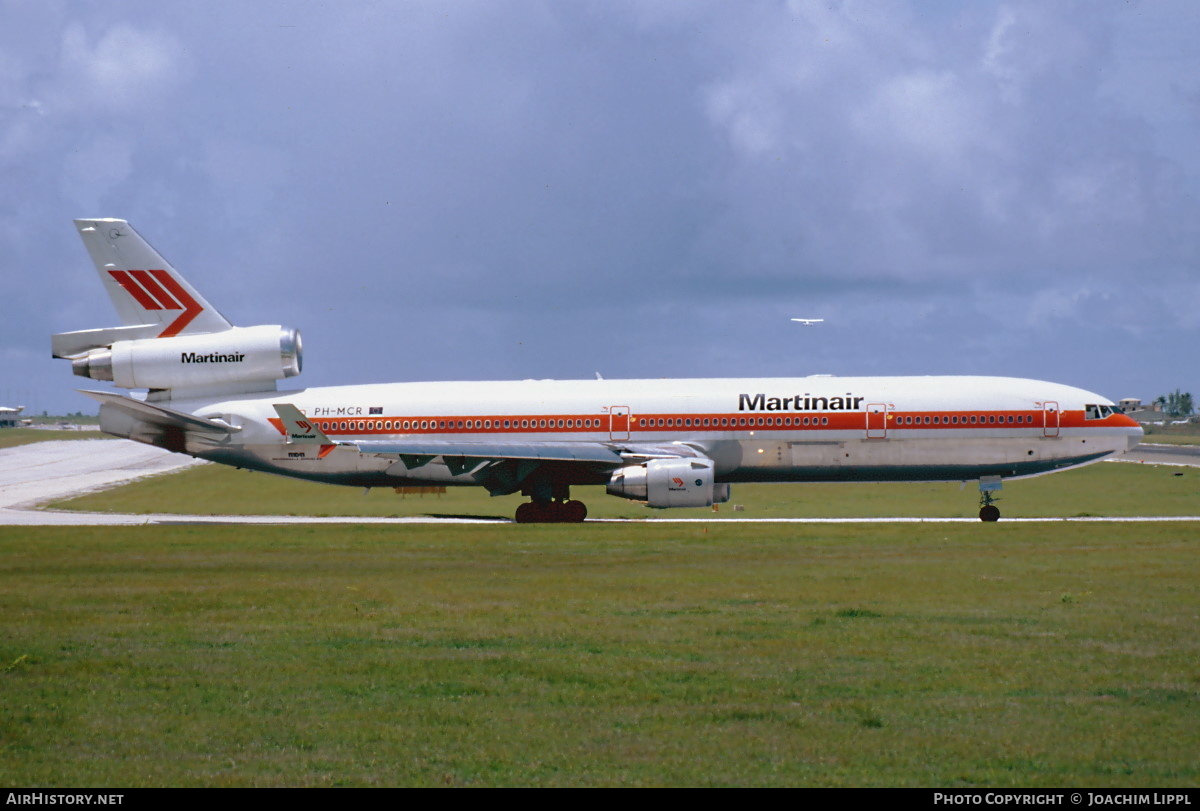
left=514, top=477, right=588, bottom=524
left=514, top=499, right=588, bottom=524
left=978, top=476, right=1002, bottom=522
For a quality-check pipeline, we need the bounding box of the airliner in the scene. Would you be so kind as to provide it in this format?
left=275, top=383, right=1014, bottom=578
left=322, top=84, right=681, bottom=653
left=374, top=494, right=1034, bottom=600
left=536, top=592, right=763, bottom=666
left=53, top=219, right=1143, bottom=522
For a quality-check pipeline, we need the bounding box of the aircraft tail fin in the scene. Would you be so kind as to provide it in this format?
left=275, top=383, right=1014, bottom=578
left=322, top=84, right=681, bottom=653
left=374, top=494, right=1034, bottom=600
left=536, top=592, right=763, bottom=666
left=73, top=219, right=233, bottom=337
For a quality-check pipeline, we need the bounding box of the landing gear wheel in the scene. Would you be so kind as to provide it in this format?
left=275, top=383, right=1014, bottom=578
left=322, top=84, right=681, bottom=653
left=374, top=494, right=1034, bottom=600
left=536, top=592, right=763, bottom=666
left=515, top=502, right=543, bottom=524
left=515, top=500, right=588, bottom=523
left=561, top=500, right=587, bottom=523
left=977, top=477, right=1003, bottom=523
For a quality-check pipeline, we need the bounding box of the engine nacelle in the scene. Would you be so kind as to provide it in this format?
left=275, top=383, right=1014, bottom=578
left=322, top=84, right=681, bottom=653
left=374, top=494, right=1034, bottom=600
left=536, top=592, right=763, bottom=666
left=71, top=325, right=302, bottom=391
left=607, top=457, right=724, bottom=509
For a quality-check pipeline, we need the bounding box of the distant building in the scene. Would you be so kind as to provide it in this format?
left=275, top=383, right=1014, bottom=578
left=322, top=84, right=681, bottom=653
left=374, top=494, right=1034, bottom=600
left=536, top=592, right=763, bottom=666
left=0, top=405, right=25, bottom=428
left=1117, top=398, right=1142, bottom=413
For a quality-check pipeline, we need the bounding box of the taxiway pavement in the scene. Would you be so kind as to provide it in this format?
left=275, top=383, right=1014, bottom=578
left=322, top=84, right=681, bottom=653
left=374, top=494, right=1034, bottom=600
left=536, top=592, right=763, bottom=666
left=1, top=439, right=1196, bottom=526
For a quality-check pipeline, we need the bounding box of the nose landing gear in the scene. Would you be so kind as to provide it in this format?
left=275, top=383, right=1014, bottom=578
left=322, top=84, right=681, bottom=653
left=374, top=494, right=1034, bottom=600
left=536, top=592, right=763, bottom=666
left=978, top=476, right=1002, bottom=522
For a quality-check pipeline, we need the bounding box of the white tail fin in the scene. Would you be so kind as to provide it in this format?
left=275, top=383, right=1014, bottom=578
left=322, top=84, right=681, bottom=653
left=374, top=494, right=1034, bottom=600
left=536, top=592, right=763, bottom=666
left=73, top=219, right=232, bottom=337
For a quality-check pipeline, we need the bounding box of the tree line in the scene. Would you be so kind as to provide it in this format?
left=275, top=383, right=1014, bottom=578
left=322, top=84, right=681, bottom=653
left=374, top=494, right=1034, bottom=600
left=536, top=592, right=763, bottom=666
left=1154, top=389, right=1195, bottom=417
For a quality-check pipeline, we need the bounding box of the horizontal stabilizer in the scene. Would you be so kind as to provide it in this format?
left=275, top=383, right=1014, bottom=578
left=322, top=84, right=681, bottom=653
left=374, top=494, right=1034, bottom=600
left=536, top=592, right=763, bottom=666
left=52, top=324, right=160, bottom=359
left=80, top=390, right=240, bottom=435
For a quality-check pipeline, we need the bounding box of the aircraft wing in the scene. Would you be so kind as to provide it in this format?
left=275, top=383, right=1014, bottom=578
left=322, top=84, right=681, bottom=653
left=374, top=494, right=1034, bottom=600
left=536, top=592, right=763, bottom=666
left=351, top=438, right=708, bottom=493
left=352, top=439, right=706, bottom=466
left=354, top=439, right=624, bottom=468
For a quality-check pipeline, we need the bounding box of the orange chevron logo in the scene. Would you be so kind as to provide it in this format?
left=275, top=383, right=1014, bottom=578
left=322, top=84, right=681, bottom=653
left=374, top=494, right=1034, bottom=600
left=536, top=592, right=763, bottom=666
left=107, top=269, right=204, bottom=337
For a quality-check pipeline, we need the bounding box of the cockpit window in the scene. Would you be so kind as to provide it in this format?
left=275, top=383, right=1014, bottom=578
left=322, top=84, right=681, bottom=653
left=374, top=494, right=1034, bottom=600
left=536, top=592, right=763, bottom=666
left=1085, top=404, right=1116, bottom=420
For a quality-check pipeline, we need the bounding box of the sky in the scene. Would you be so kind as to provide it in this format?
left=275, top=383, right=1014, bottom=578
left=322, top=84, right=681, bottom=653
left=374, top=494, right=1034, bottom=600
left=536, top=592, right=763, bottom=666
left=2, top=0, right=1198, bottom=415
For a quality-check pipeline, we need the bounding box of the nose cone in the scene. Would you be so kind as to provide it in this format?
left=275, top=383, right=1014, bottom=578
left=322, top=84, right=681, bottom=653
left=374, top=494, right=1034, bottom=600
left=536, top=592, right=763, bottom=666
left=1114, top=413, right=1144, bottom=451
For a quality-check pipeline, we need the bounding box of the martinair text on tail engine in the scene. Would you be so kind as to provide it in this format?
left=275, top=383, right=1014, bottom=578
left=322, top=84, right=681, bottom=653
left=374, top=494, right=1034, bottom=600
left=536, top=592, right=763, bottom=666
left=53, top=218, right=1142, bottom=523
left=180, top=351, right=246, bottom=364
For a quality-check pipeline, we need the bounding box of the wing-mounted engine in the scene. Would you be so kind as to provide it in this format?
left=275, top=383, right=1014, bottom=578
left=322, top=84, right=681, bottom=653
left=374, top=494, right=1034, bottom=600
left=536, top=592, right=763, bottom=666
left=62, top=324, right=302, bottom=394
left=606, top=457, right=731, bottom=508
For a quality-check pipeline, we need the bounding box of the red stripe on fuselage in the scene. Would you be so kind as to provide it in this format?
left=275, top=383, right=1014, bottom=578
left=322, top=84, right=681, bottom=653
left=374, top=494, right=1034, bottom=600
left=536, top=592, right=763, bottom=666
left=263, top=409, right=1133, bottom=438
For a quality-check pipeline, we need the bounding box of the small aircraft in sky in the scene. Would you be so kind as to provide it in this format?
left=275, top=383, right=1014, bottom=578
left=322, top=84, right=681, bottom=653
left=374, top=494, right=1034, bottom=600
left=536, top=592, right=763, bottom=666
left=791, top=318, right=824, bottom=326
left=54, top=219, right=1142, bottom=522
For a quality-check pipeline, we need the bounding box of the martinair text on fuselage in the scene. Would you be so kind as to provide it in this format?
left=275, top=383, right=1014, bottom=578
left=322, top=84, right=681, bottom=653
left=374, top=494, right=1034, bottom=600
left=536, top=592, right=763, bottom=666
left=53, top=218, right=1143, bottom=523
left=739, top=393, right=866, bottom=412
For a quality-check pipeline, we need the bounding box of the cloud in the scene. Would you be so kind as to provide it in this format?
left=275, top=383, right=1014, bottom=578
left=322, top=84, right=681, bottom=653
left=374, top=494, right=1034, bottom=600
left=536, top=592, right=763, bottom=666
left=58, top=22, right=186, bottom=113
left=3, top=2, right=1198, bottom=414
left=57, top=134, right=134, bottom=213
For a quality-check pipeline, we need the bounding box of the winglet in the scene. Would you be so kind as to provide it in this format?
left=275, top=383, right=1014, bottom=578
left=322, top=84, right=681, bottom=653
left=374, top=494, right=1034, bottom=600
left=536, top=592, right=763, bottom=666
left=272, top=403, right=331, bottom=444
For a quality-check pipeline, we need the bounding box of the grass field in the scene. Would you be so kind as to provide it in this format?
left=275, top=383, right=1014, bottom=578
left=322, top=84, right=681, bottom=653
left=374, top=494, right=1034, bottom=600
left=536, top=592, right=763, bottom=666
left=52, top=458, right=1200, bottom=520
left=0, top=521, right=1195, bottom=787
left=1143, top=434, right=1200, bottom=446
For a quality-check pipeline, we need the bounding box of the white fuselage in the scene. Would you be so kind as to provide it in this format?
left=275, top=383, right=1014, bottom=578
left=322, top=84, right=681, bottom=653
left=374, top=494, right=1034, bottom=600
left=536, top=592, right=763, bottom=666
left=160, top=374, right=1143, bottom=489
left=62, top=219, right=1145, bottom=521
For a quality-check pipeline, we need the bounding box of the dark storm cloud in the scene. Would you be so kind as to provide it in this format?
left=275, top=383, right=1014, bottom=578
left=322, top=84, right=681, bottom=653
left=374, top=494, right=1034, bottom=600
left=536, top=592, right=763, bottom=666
left=2, top=1, right=1197, bottom=413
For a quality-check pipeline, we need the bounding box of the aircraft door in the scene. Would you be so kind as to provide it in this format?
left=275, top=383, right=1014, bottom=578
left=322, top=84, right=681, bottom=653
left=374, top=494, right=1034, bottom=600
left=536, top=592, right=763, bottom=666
left=866, top=403, right=888, bottom=439
left=609, top=406, right=630, bottom=441
left=1043, top=401, right=1060, bottom=438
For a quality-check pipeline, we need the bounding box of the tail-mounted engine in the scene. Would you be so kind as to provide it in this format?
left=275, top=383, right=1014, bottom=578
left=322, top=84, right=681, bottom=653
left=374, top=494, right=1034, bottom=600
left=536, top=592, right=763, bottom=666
left=62, top=325, right=302, bottom=392
left=606, top=457, right=731, bottom=509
